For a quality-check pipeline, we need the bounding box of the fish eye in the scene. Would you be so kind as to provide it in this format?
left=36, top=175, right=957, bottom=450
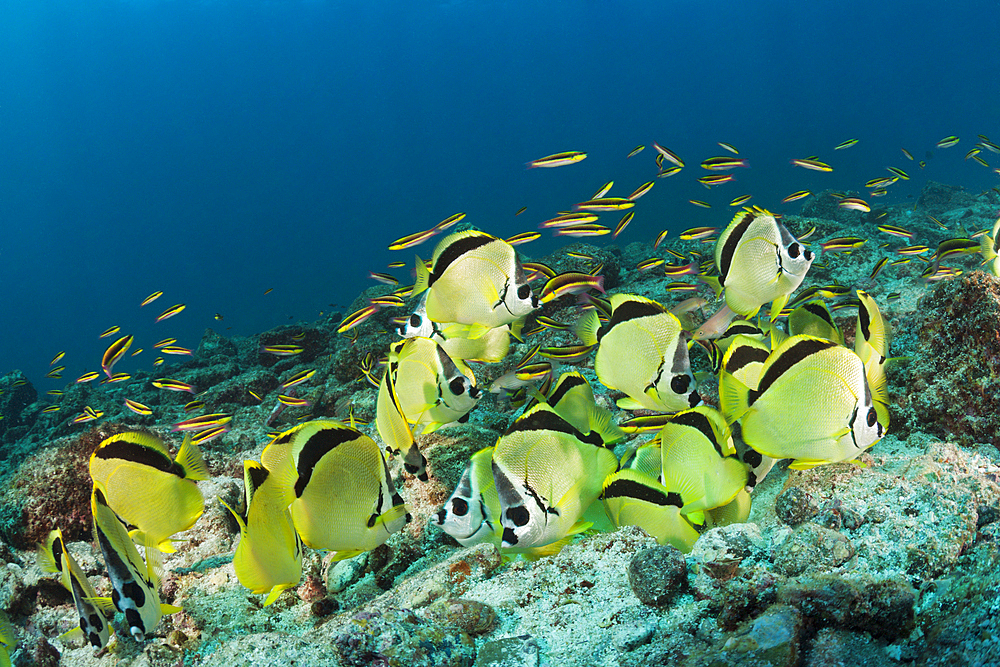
left=804, top=249, right=814, bottom=261
left=788, top=243, right=801, bottom=258
left=506, top=505, right=530, bottom=527
left=409, top=314, right=421, bottom=327
left=670, top=375, right=691, bottom=394
left=867, top=407, right=877, bottom=427
left=517, top=284, right=531, bottom=300
left=449, top=377, right=466, bottom=395
left=451, top=498, right=469, bottom=516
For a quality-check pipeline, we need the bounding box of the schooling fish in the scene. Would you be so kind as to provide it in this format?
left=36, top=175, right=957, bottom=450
left=37, top=528, right=114, bottom=649
left=89, top=431, right=208, bottom=552
left=715, top=207, right=814, bottom=320
left=855, top=290, right=891, bottom=428
left=577, top=293, right=700, bottom=412
left=376, top=361, right=428, bottom=480
left=219, top=460, right=302, bottom=606
left=434, top=446, right=502, bottom=548
left=491, top=403, right=618, bottom=550
left=91, top=482, right=181, bottom=641
left=602, top=465, right=700, bottom=553
left=384, top=336, right=482, bottom=434
left=720, top=335, right=885, bottom=469
left=413, top=230, right=539, bottom=336
left=260, top=421, right=410, bottom=559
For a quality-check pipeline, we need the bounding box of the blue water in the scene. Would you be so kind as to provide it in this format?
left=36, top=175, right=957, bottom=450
left=2, top=0, right=998, bottom=389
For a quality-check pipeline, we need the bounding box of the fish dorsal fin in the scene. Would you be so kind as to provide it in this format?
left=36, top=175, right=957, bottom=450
left=412, top=254, right=430, bottom=296
left=175, top=434, right=209, bottom=481
left=575, top=309, right=601, bottom=346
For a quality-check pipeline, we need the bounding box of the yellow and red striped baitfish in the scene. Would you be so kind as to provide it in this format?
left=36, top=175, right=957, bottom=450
left=154, top=338, right=177, bottom=348
left=782, top=190, right=812, bottom=203
left=665, top=282, right=698, bottom=292
left=369, top=294, right=405, bottom=308
left=172, top=413, right=232, bottom=432
left=637, top=258, right=664, bottom=272
left=101, top=336, right=132, bottom=377
left=140, top=291, right=163, bottom=307
left=434, top=212, right=466, bottom=232
left=514, top=361, right=554, bottom=381
left=698, top=174, right=735, bottom=187
left=337, top=305, right=380, bottom=334
left=901, top=148, right=915, bottom=160
left=105, top=373, right=131, bottom=383
left=573, top=197, right=635, bottom=212
left=878, top=224, right=915, bottom=240
left=369, top=272, right=399, bottom=286
left=653, top=230, right=670, bottom=249
left=41, top=405, right=60, bottom=413
left=689, top=200, right=712, bottom=208
left=657, top=166, right=683, bottom=178
left=536, top=316, right=570, bottom=330
left=539, top=212, right=600, bottom=229
left=388, top=228, right=437, bottom=251
left=526, top=151, right=587, bottom=169
left=886, top=166, right=909, bottom=180
left=77, top=371, right=100, bottom=383
left=790, top=158, right=833, bottom=172
left=282, top=369, right=316, bottom=390
left=869, top=257, right=890, bottom=281
left=652, top=143, right=684, bottom=167
left=718, top=142, right=739, bottom=154
left=896, top=245, right=929, bottom=255
left=50, top=351, right=65, bottom=366
left=506, top=231, right=541, bottom=246
left=515, top=206, right=527, bottom=216
left=627, top=181, right=654, bottom=201
left=937, top=135, right=960, bottom=148
left=100, top=326, right=121, bottom=338
left=664, top=263, right=697, bottom=277
left=161, top=346, right=193, bottom=356
left=153, top=357, right=165, bottom=366
left=729, top=195, right=752, bottom=206
left=821, top=237, right=867, bottom=252
left=155, top=304, right=186, bottom=322
left=679, top=227, right=717, bottom=241
left=539, top=272, right=606, bottom=304
left=553, top=224, right=611, bottom=237
left=191, top=425, right=229, bottom=446
left=614, top=211, right=635, bottom=239
left=152, top=378, right=197, bottom=393
left=838, top=198, right=870, bottom=213
left=525, top=151, right=587, bottom=169
left=522, top=262, right=557, bottom=281
left=627, top=145, right=645, bottom=159
left=124, top=399, right=153, bottom=416
left=834, top=138, right=858, bottom=150
left=131, top=348, right=143, bottom=357
left=277, top=394, right=311, bottom=407
left=591, top=181, right=614, bottom=199
left=388, top=261, right=406, bottom=269
left=537, top=344, right=595, bottom=363
left=700, top=156, right=748, bottom=170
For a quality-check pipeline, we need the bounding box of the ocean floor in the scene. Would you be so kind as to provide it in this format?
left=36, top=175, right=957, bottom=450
left=3, top=181, right=1000, bottom=666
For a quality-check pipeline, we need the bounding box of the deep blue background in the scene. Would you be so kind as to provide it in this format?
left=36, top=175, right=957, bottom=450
left=2, top=0, right=998, bottom=388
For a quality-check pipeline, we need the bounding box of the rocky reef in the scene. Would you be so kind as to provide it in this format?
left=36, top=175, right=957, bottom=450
left=2, top=181, right=1000, bottom=666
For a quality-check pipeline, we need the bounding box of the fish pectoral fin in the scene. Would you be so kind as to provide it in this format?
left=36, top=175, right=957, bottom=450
left=615, top=397, right=649, bottom=411
left=787, top=459, right=833, bottom=470
left=330, top=549, right=365, bottom=563
left=262, top=585, right=296, bottom=607
left=160, top=603, right=183, bottom=615
left=57, top=626, right=85, bottom=642
left=89, top=596, right=117, bottom=616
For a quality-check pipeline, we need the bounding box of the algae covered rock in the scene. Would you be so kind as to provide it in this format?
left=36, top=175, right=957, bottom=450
left=628, top=544, right=687, bottom=606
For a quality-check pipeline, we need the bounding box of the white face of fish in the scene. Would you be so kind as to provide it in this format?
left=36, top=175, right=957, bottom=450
left=846, top=375, right=884, bottom=453
left=500, top=278, right=539, bottom=319
left=435, top=467, right=490, bottom=545
left=776, top=223, right=815, bottom=284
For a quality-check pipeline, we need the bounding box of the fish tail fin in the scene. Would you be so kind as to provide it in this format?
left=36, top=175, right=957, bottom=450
left=412, top=255, right=430, bottom=295
left=575, top=310, right=601, bottom=346
left=176, top=433, right=210, bottom=481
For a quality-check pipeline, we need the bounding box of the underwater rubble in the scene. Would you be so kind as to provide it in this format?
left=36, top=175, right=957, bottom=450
left=2, top=181, right=1000, bottom=666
